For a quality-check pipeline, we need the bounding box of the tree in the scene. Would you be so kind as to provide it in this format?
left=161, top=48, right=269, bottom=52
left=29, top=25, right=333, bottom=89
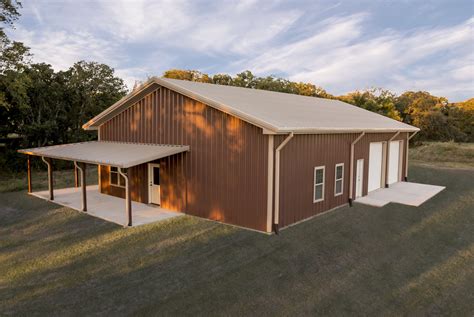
left=233, top=70, right=257, bottom=88
left=61, top=61, right=128, bottom=142
left=212, top=73, right=233, bottom=85
left=338, top=88, right=401, bottom=120
left=291, top=82, right=332, bottom=98
left=0, top=0, right=29, bottom=73
left=163, top=69, right=211, bottom=83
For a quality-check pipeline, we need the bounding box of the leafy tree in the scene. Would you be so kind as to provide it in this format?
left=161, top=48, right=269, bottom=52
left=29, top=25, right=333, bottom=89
left=61, top=61, right=127, bottom=142
left=338, top=88, right=401, bottom=120
left=232, top=70, right=257, bottom=88
left=0, top=0, right=29, bottom=73
left=291, top=82, right=332, bottom=98
left=212, top=73, right=233, bottom=85
left=163, top=69, right=211, bottom=83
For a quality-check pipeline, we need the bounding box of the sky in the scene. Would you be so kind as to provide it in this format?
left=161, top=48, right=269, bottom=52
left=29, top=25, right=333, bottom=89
left=6, top=0, right=474, bottom=101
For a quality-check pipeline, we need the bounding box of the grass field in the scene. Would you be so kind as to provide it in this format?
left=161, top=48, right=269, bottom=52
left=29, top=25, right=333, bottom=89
left=1, top=163, right=473, bottom=316
left=410, top=141, right=474, bottom=168
left=0, top=166, right=98, bottom=193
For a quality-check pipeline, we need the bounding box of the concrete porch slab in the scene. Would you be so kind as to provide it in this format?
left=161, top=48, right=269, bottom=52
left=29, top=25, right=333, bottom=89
left=355, top=182, right=445, bottom=207
left=31, top=185, right=183, bottom=227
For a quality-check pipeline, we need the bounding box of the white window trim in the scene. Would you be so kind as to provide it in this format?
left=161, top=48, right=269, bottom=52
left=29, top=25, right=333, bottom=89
left=313, top=166, right=325, bottom=203
left=334, top=163, right=344, bottom=196
left=109, top=166, right=126, bottom=188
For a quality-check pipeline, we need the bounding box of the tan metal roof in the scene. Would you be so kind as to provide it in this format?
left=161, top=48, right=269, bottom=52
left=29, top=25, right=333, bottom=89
left=83, top=77, right=419, bottom=134
left=18, top=141, right=189, bottom=168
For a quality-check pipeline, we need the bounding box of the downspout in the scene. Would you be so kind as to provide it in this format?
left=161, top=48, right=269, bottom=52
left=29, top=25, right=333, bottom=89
left=41, top=156, right=54, bottom=200
left=385, top=131, right=401, bottom=188
left=273, top=132, right=294, bottom=234
left=404, top=130, right=419, bottom=181
left=74, top=161, right=87, bottom=212
left=348, top=132, right=365, bottom=206
left=118, top=167, right=131, bottom=226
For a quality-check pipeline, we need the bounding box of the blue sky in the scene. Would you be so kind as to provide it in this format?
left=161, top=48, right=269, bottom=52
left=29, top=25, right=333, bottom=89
left=7, top=0, right=474, bottom=101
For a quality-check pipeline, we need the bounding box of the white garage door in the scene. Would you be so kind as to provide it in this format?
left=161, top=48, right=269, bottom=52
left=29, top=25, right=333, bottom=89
left=368, top=142, right=383, bottom=192
left=388, top=141, right=401, bottom=185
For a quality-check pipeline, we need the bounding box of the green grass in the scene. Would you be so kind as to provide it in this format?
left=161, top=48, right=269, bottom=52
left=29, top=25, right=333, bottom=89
left=410, top=141, right=474, bottom=168
left=0, top=164, right=473, bottom=316
left=0, top=166, right=98, bottom=193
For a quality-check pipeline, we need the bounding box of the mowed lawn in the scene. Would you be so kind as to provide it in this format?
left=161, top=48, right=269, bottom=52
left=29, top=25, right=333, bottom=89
left=1, top=164, right=473, bottom=316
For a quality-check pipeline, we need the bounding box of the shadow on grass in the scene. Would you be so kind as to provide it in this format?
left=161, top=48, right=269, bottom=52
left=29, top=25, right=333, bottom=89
left=1, top=165, right=473, bottom=316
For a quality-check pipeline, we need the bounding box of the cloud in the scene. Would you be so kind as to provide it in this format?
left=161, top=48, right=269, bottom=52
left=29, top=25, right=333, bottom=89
left=236, top=15, right=474, bottom=100
left=8, top=1, right=474, bottom=100
left=12, top=26, right=123, bottom=71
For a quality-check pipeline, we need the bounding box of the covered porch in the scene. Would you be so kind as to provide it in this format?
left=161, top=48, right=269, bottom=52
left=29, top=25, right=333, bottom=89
left=32, top=185, right=182, bottom=226
left=18, top=141, right=189, bottom=227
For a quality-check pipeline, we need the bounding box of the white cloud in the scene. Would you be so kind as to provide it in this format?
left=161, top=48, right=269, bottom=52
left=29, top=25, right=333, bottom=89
left=236, top=15, right=474, bottom=100
left=13, top=26, right=123, bottom=71
left=8, top=1, right=474, bottom=101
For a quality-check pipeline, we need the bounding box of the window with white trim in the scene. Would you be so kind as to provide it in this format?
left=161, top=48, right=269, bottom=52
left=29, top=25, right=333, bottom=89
left=313, top=166, right=325, bottom=203
left=110, top=166, right=126, bottom=187
left=334, top=163, right=344, bottom=196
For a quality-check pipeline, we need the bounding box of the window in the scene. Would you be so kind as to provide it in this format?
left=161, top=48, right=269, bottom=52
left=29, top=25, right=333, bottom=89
left=110, top=166, right=126, bottom=187
left=313, top=166, right=325, bottom=203
left=334, top=163, right=344, bottom=196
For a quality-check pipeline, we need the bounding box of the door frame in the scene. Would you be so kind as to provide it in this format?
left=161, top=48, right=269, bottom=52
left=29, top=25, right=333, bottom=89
left=148, top=163, right=161, bottom=205
left=388, top=140, right=402, bottom=184
left=368, top=142, right=384, bottom=192
left=355, top=159, right=364, bottom=198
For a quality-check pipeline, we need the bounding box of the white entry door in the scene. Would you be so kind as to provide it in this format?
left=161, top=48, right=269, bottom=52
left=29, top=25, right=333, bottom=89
left=148, top=163, right=161, bottom=205
left=388, top=141, right=401, bottom=185
left=356, top=159, right=364, bottom=198
left=368, top=142, right=383, bottom=192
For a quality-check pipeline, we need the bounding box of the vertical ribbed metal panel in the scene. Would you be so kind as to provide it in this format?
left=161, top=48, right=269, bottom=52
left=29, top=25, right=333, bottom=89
left=276, top=132, right=408, bottom=228
left=99, top=87, right=268, bottom=231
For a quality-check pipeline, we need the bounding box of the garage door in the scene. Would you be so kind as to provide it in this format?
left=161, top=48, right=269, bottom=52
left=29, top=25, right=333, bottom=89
left=388, top=141, right=401, bottom=185
left=368, top=142, right=383, bottom=192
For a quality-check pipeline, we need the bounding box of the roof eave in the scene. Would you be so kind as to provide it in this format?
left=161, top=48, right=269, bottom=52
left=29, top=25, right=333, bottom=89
left=271, top=127, right=420, bottom=134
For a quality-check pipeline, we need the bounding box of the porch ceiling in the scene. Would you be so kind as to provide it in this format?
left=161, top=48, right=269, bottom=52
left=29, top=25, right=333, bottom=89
left=18, top=141, right=189, bottom=168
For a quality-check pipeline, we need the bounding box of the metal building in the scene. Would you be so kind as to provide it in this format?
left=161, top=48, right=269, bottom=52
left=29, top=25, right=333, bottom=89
left=19, top=78, right=419, bottom=233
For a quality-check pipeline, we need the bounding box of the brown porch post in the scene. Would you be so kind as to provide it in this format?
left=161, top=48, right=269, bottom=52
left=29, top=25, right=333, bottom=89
left=42, top=157, right=54, bottom=200
left=118, top=167, right=131, bottom=226
left=27, top=155, right=32, bottom=193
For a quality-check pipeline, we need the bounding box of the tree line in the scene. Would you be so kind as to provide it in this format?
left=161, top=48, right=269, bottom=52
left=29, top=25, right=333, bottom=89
left=0, top=1, right=127, bottom=171
left=1, top=1, right=472, bottom=173
left=163, top=69, right=473, bottom=143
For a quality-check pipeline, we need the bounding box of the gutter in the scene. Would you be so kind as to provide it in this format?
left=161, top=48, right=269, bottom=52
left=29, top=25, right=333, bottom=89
left=385, top=131, right=401, bottom=188
left=273, top=132, right=294, bottom=234
left=348, top=132, right=365, bottom=206
left=404, top=130, right=419, bottom=181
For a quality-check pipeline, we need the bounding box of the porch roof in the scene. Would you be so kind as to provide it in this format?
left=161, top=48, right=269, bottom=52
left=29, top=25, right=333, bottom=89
left=18, top=141, right=189, bottom=168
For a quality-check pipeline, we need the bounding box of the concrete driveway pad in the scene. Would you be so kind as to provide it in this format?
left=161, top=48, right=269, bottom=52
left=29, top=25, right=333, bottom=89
left=355, top=182, right=445, bottom=207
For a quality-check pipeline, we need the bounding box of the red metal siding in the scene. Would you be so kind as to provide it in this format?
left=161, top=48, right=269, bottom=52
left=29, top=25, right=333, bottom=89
left=99, top=87, right=268, bottom=231
left=276, top=132, right=408, bottom=228
left=99, top=164, right=149, bottom=204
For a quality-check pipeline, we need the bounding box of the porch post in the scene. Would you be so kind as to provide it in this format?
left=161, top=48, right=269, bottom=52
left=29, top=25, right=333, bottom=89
left=42, top=157, right=54, bottom=200
left=118, top=167, right=131, bottom=226
left=74, top=161, right=87, bottom=212
left=27, top=155, right=32, bottom=193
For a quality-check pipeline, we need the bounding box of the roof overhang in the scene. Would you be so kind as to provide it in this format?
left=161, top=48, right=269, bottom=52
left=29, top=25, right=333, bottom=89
left=18, top=141, right=190, bottom=168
